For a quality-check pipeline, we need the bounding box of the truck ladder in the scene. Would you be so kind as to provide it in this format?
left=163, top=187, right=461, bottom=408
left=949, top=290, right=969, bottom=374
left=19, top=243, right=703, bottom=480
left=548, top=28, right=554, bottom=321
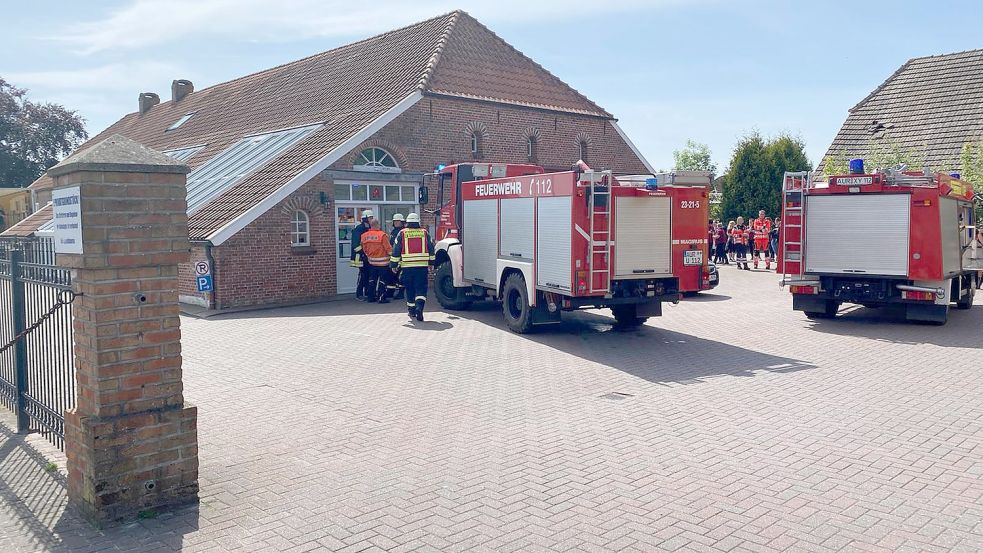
left=585, top=171, right=613, bottom=294
left=780, top=171, right=812, bottom=286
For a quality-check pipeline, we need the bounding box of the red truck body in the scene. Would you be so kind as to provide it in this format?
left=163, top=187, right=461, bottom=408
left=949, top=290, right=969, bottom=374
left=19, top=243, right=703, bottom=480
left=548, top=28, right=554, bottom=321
left=779, top=169, right=980, bottom=324
left=430, top=162, right=689, bottom=332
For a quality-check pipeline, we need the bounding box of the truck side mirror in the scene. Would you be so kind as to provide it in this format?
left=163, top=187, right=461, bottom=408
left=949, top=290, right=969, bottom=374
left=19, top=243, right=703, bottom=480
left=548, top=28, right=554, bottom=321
left=418, top=186, right=429, bottom=205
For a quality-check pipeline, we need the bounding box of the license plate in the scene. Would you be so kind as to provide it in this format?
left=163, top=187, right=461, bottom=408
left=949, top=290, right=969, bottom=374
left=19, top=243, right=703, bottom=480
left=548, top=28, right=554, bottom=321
left=683, top=250, right=703, bottom=266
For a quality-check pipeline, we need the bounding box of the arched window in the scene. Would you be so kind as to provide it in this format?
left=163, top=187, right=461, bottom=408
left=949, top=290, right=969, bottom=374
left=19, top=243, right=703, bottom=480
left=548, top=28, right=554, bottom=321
left=291, top=210, right=310, bottom=246
left=578, top=140, right=589, bottom=164
left=354, top=147, right=399, bottom=172
left=526, top=136, right=537, bottom=162
left=470, top=132, right=481, bottom=159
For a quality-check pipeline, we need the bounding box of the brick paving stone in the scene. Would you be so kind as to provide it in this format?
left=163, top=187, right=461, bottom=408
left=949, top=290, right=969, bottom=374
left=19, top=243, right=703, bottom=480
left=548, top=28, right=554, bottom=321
left=1, top=266, right=983, bottom=551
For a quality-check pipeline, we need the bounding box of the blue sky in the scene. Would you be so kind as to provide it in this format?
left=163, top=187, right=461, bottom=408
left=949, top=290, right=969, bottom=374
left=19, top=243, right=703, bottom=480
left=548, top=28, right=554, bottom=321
left=3, top=0, right=982, bottom=171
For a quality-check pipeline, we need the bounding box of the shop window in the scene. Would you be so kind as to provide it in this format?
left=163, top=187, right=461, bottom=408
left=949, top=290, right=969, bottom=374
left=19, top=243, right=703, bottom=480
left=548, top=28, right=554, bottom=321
left=291, top=210, right=310, bottom=246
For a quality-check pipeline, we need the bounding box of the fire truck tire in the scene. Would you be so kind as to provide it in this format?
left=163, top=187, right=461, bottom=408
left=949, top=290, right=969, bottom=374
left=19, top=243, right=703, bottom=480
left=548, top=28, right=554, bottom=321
left=611, top=304, right=647, bottom=328
left=804, top=300, right=839, bottom=319
left=502, top=273, right=533, bottom=334
left=434, top=261, right=471, bottom=310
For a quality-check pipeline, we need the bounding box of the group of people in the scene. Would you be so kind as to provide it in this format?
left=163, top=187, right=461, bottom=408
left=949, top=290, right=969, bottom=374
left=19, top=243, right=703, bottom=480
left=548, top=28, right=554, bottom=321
left=350, top=210, right=435, bottom=321
left=710, top=210, right=780, bottom=271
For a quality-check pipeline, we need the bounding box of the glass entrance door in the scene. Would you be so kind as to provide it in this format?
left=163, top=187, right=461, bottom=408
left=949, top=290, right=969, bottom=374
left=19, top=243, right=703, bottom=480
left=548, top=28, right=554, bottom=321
left=336, top=204, right=377, bottom=294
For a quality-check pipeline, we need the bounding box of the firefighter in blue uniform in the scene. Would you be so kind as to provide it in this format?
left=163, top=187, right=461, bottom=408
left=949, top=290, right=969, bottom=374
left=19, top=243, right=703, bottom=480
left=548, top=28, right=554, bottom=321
left=390, top=213, right=435, bottom=321
left=350, top=209, right=373, bottom=300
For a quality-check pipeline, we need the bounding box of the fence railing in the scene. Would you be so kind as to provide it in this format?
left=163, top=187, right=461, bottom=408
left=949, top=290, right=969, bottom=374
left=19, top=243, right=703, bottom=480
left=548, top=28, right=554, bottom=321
left=0, top=237, right=76, bottom=450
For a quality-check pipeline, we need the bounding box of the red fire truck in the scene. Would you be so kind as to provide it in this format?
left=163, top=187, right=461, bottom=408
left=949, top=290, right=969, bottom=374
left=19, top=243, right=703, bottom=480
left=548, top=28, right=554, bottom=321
left=778, top=164, right=981, bottom=324
left=430, top=162, right=681, bottom=333
left=617, top=173, right=714, bottom=295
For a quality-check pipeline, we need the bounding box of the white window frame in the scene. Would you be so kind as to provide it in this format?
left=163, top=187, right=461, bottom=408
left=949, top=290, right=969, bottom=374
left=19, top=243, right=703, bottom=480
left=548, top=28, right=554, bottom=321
left=291, top=210, right=311, bottom=247
left=527, top=136, right=536, bottom=160
left=470, top=133, right=480, bottom=157
left=578, top=141, right=588, bottom=162
left=353, top=147, right=400, bottom=173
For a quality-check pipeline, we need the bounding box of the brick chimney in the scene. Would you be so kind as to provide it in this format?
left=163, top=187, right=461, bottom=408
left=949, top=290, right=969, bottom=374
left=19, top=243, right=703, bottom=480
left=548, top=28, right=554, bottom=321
left=138, top=92, right=160, bottom=114
left=171, top=79, right=194, bottom=103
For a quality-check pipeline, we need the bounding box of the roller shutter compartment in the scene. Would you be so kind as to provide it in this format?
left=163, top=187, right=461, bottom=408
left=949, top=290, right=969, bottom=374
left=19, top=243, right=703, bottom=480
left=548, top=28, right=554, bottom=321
left=614, top=196, right=672, bottom=278
left=463, top=199, right=498, bottom=285
left=804, top=194, right=909, bottom=276
left=536, top=196, right=572, bottom=290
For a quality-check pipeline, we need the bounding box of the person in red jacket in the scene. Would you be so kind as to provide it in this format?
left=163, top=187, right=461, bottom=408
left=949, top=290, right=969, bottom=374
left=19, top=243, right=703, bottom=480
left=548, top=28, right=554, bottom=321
left=359, top=219, right=393, bottom=303
left=731, top=217, right=750, bottom=270
left=751, top=210, right=773, bottom=269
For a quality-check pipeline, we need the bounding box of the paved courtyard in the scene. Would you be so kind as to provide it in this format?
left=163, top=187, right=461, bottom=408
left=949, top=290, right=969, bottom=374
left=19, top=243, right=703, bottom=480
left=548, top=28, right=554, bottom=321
left=2, top=265, right=983, bottom=552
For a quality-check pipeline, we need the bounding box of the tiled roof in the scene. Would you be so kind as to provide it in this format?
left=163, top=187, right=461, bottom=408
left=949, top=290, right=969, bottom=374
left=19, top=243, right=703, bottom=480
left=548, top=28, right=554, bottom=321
left=1, top=203, right=52, bottom=237
left=27, top=11, right=619, bottom=242
left=823, top=49, right=983, bottom=170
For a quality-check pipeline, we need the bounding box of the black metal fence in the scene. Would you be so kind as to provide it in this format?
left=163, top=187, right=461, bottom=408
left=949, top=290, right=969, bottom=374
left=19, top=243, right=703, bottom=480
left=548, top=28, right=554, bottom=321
left=0, top=237, right=76, bottom=450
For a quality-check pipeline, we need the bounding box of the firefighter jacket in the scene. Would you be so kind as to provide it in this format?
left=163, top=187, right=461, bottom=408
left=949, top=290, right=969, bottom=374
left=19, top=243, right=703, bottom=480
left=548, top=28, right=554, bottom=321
left=350, top=222, right=370, bottom=267
left=752, top=217, right=771, bottom=246
left=730, top=225, right=748, bottom=246
left=360, top=229, right=393, bottom=267
left=390, top=226, right=435, bottom=270
left=389, top=225, right=403, bottom=246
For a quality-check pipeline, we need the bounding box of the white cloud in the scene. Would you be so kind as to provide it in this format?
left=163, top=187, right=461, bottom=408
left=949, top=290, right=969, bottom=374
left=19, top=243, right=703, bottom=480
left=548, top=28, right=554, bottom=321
left=56, top=0, right=694, bottom=54
left=7, top=61, right=183, bottom=91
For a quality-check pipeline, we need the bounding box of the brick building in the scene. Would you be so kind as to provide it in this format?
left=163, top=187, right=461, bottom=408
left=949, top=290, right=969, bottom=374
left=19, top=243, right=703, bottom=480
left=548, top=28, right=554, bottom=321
left=10, top=10, right=653, bottom=310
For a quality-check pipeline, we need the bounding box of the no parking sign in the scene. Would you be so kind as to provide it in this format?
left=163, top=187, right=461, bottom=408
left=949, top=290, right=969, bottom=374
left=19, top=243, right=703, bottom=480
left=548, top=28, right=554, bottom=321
left=195, top=261, right=213, bottom=291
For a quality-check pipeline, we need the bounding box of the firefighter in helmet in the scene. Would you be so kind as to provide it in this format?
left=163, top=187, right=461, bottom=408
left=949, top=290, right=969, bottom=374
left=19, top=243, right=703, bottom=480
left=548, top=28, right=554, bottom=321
left=350, top=209, right=374, bottom=300
left=390, top=213, right=435, bottom=321
left=359, top=219, right=393, bottom=303
left=389, top=213, right=405, bottom=245
left=751, top=209, right=773, bottom=270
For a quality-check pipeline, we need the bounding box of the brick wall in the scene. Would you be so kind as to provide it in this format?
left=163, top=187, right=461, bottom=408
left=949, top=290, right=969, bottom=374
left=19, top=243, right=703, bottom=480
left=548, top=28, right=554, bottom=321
left=211, top=176, right=336, bottom=310
left=333, top=96, right=650, bottom=175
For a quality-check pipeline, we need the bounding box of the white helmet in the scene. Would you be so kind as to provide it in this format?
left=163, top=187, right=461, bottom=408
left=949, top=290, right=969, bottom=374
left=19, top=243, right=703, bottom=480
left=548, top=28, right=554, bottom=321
left=392, top=213, right=405, bottom=222
left=406, top=213, right=420, bottom=223
left=361, top=209, right=374, bottom=219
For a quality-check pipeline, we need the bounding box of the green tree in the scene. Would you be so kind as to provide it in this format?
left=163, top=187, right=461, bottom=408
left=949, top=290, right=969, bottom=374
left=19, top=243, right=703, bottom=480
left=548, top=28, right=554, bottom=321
left=0, top=77, right=87, bottom=187
left=673, top=139, right=717, bottom=174
left=959, top=139, right=983, bottom=227
left=720, top=132, right=810, bottom=220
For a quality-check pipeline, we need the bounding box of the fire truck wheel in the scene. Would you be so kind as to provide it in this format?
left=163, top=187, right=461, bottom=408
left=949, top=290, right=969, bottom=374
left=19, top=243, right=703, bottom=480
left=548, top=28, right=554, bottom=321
left=502, top=273, right=533, bottom=334
left=434, top=261, right=472, bottom=310
left=611, top=304, right=647, bottom=328
left=804, top=300, right=840, bottom=319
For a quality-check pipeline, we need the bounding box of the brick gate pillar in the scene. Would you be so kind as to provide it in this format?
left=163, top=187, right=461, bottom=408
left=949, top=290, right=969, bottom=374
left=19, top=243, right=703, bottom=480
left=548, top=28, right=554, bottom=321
left=49, top=134, right=199, bottom=524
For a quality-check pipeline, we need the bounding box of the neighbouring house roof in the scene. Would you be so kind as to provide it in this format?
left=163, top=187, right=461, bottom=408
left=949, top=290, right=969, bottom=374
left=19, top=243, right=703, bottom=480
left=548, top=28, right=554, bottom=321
left=823, top=49, right=983, bottom=170
left=28, top=10, right=626, bottom=243
left=1, top=203, right=52, bottom=237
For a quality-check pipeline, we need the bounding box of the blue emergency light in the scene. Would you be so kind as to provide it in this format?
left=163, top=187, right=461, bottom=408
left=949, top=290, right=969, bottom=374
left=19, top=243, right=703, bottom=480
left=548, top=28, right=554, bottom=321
left=644, top=178, right=659, bottom=190
left=950, top=172, right=960, bottom=179
left=436, top=164, right=446, bottom=172
left=849, top=158, right=865, bottom=175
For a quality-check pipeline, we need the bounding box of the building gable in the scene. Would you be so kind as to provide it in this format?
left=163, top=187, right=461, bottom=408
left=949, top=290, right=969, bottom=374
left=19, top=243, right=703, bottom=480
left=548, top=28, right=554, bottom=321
left=823, top=49, right=983, bottom=170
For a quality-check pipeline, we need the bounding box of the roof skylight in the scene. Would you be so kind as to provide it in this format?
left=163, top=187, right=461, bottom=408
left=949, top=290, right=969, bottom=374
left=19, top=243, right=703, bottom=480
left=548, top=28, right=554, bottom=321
left=166, top=112, right=195, bottom=131
left=185, top=123, right=322, bottom=214
left=163, top=144, right=206, bottom=162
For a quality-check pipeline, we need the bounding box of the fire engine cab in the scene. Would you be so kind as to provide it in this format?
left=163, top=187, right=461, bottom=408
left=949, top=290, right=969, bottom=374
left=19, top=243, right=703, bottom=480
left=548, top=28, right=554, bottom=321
left=430, top=162, right=681, bottom=333
left=778, top=161, right=981, bottom=324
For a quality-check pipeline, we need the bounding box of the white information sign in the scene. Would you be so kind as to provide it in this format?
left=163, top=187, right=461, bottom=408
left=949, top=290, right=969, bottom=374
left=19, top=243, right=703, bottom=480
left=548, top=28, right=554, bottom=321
left=52, top=186, right=83, bottom=254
